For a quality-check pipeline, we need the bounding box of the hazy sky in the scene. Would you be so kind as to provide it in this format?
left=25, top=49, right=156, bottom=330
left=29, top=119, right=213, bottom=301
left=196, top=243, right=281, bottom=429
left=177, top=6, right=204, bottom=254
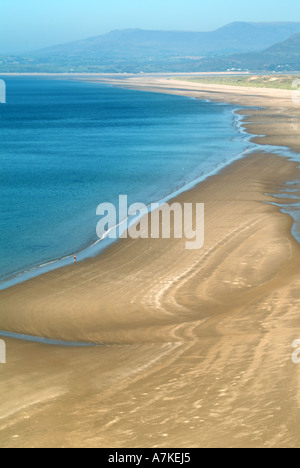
left=1, top=0, right=300, bottom=53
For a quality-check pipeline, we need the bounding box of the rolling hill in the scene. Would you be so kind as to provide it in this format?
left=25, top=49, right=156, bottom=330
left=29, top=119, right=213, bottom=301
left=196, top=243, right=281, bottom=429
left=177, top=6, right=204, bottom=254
left=33, top=22, right=300, bottom=58
left=213, top=33, right=300, bottom=72
left=0, top=22, right=300, bottom=73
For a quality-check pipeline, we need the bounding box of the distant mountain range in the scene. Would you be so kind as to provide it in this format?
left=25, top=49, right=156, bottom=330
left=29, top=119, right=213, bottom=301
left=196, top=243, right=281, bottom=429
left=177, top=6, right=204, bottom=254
left=0, top=22, right=300, bottom=73
left=196, top=33, right=300, bottom=72
left=234, top=33, right=300, bottom=70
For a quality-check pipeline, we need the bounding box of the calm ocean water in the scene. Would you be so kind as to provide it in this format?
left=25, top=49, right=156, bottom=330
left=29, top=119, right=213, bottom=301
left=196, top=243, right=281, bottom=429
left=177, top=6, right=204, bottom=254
left=2, top=77, right=294, bottom=287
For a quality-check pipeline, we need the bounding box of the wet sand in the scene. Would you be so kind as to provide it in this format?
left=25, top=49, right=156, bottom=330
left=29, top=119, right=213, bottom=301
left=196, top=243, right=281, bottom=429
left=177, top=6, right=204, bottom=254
left=0, top=78, right=300, bottom=448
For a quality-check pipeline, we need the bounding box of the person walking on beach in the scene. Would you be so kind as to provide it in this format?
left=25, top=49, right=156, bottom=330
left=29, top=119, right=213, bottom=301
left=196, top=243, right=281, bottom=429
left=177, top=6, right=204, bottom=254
left=73, top=254, right=77, bottom=263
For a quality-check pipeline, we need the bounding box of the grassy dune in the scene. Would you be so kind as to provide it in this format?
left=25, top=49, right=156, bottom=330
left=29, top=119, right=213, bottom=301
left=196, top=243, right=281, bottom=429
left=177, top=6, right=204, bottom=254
left=175, top=75, right=300, bottom=90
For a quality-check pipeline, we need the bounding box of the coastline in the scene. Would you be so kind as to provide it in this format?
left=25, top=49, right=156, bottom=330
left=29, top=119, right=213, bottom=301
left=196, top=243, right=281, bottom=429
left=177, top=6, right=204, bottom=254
left=0, top=79, right=300, bottom=448
left=0, top=82, right=253, bottom=291
left=88, top=76, right=300, bottom=152
left=1, top=77, right=299, bottom=290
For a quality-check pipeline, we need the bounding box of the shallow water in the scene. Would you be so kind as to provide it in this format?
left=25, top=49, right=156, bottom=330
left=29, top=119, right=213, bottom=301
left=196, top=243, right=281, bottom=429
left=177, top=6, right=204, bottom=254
left=0, top=78, right=299, bottom=290
left=0, top=77, right=250, bottom=285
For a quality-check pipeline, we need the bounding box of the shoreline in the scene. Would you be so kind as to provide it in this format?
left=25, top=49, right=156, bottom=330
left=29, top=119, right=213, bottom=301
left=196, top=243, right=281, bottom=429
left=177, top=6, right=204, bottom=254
left=0, top=72, right=255, bottom=76
left=90, top=76, right=300, bottom=152
left=0, top=89, right=252, bottom=291
left=1, top=152, right=299, bottom=343
left=1, top=78, right=299, bottom=290
left=1, top=79, right=300, bottom=448
left=1, top=152, right=300, bottom=448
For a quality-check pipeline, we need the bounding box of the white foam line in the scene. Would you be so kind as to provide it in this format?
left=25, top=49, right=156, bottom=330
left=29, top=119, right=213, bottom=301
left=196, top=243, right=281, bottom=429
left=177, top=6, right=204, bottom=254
left=1, top=95, right=299, bottom=290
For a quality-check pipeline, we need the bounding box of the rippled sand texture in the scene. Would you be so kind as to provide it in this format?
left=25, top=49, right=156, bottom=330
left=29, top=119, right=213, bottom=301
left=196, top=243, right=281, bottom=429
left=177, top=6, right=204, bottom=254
left=1, top=150, right=300, bottom=448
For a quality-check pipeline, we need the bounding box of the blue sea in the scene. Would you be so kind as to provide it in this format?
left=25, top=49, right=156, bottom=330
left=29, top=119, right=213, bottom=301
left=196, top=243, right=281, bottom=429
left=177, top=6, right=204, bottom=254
left=0, top=77, right=298, bottom=288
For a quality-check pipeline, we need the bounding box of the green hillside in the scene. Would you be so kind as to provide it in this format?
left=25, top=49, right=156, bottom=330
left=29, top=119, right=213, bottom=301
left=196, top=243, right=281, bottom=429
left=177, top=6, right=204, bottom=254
left=177, top=75, right=300, bottom=90
left=0, top=23, right=299, bottom=73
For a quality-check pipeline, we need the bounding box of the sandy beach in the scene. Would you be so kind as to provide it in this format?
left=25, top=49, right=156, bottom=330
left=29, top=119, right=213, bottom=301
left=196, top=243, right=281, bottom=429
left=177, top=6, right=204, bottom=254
left=0, top=77, right=300, bottom=448
left=88, top=75, right=300, bottom=153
